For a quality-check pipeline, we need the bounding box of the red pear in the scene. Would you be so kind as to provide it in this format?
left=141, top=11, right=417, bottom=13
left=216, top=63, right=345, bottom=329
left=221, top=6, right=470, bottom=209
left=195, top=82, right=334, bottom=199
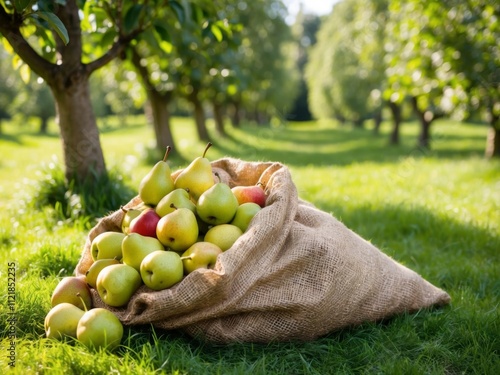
left=129, top=209, right=161, bottom=238
left=231, top=184, right=267, bottom=207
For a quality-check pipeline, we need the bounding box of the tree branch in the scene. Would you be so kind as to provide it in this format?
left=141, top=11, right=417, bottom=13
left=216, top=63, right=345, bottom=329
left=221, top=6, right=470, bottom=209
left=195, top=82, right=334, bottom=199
left=0, top=6, right=56, bottom=81
left=85, top=31, right=141, bottom=74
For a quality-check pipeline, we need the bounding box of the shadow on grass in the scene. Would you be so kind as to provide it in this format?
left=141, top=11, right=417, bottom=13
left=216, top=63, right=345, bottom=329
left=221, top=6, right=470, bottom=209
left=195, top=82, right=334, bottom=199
left=211, top=122, right=487, bottom=167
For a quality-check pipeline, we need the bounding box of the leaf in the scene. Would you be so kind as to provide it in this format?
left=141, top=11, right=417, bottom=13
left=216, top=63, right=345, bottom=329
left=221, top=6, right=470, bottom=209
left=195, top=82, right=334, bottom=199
left=13, top=0, right=35, bottom=13
left=153, top=22, right=171, bottom=43
left=159, top=40, right=173, bottom=54
left=100, top=28, right=117, bottom=48
left=32, top=11, right=69, bottom=45
left=123, top=4, right=143, bottom=34
left=169, top=0, right=185, bottom=24
left=19, top=63, right=31, bottom=84
left=210, top=23, right=223, bottom=42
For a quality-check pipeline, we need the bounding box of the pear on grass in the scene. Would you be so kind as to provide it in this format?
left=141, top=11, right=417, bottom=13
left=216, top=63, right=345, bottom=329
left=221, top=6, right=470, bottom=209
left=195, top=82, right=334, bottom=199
left=51, top=276, right=92, bottom=311
left=45, top=302, right=85, bottom=340
left=139, top=146, right=175, bottom=206
left=174, top=142, right=215, bottom=201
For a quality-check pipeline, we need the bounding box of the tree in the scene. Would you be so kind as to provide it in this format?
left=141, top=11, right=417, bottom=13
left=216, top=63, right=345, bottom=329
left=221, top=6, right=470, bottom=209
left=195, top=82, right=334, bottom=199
left=384, top=0, right=452, bottom=149
left=287, top=8, right=321, bottom=121
left=423, top=0, right=500, bottom=157
left=228, top=0, right=299, bottom=125
left=0, top=0, right=189, bottom=184
left=306, top=0, right=389, bottom=128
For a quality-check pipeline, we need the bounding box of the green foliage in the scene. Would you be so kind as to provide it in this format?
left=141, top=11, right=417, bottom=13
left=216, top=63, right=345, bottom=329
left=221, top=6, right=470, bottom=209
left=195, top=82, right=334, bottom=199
left=306, top=0, right=388, bottom=123
left=29, top=157, right=135, bottom=225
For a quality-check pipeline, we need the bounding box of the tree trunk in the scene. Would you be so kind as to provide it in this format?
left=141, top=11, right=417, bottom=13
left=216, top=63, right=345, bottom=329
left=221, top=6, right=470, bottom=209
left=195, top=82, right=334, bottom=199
left=149, top=92, right=175, bottom=151
left=129, top=47, right=175, bottom=151
left=411, top=96, right=433, bottom=149
left=388, top=101, right=402, bottom=145
left=485, top=114, right=500, bottom=158
left=372, top=108, right=382, bottom=134
left=50, top=79, right=106, bottom=183
left=190, top=90, right=209, bottom=142
left=39, top=116, right=49, bottom=134
left=353, top=118, right=364, bottom=128
left=213, top=101, right=226, bottom=137
left=229, top=101, right=241, bottom=127
left=0, top=0, right=140, bottom=186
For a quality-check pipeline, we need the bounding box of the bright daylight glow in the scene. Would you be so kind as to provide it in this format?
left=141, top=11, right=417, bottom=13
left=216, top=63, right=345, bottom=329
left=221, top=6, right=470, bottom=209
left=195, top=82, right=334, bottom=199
left=285, top=0, right=339, bottom=20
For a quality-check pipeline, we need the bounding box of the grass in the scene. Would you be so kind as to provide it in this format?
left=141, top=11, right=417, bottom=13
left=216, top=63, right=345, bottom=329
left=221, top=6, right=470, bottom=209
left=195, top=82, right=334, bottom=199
left=1, top=115, right=499, bottom=374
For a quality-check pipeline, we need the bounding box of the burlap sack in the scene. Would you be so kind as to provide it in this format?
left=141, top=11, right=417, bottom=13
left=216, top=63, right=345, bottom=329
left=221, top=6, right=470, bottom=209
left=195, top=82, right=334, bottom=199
left=75, top=158, right=451, bottom=344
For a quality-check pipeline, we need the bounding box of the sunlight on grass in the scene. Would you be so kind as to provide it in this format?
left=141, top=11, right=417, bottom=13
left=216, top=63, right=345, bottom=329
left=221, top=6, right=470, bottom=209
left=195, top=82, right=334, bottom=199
left=0, top=116, right=498, bottom=374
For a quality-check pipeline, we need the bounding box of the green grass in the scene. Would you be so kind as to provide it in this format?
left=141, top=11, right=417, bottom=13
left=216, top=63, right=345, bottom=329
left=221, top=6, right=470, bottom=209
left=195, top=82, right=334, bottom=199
left=1, top=116, right=499, bottom=374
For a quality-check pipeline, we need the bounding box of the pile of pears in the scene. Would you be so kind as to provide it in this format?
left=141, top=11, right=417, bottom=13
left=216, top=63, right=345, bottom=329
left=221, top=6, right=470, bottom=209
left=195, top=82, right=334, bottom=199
left=44, top=143, right=267, bottom=350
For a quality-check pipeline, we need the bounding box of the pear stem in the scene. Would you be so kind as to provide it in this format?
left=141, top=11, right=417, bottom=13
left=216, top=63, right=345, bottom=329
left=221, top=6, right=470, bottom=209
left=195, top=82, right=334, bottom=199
left=202, top=142, right=212, bottom=158
left=163, top=146, right=172, bottom=162
left=169, top=203, right=178, bottom=210
left=76, top=292, right=88, bottom=312
left=120, top=206, right=128, bottom=213
left=214, top=172, right=221, bottom=183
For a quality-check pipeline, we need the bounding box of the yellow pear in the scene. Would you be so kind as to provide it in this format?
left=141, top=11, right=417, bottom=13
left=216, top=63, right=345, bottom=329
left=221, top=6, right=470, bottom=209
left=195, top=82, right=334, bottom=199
left=45, top=303, right=85, bottom=340
left=156, top=205, right=199, bottom=252
left=174, top=142, right=215, bottom=201
left=139, top=146, right=175, bottom=206
left=204, top=224, right=243, bottom=251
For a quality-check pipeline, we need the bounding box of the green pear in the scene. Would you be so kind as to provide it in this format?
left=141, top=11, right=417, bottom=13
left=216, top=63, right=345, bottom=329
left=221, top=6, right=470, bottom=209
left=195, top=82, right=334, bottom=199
left=140, top=250, right=184, bottom=290
left=45, top=303, right=86, bottom=340
left=91, top=231, right=126, bottom=261
left=86, top=258, right=121, bottom=289
left=139, top=146, right=175, bottom=206
left=204, top=224, right=243, bottom=251
left=96, top=264, right=142, bottom=307
left=230, top=202, right=261, bottom=232
left=196, top=177, right=239, bottom=225
left=77, top=308, right=123, bottom=351
left=181, top=242, right=223, bottom=274
left=174, top=142, right=215, bottom=201
left=51, top=276, right=92, bottom=311
left=120, top=206, right=143, bottom=234
left=155, top=188, right=196, bottom=217
left=156, top=204, right=199, bottom=252
left=122, top=233, right=165, bottom=271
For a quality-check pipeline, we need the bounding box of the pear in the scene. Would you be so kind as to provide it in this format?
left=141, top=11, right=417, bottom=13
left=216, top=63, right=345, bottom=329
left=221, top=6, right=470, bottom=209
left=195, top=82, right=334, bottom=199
left=45, top=303, right=86, bottom=340
left=196, top=176, right=239, bottom=225
left=120, top=206, right=143, bottom=234
left=139, top=146, right=175, bottom=206
left=122, top=233, right=165, bottom=271
left=86, top=258, right=121, bottom=289
left=51, top=276, right=92, bottom=311
left=181, top=242, right=223, bottom=274
left=155, top=188, right=196, bottom=217
left=91, top=231, right=126, bottom=261
left=156, top=204, right=199, bottom=252
left=174, top=142, right=215, bottom=201
left=204, top=224, right=243, bottom=251
left=230, top=202, right=261, bottom=232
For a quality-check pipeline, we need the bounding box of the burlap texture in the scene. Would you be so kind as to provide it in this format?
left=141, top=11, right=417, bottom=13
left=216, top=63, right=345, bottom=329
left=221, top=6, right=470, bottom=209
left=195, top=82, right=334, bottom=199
left=75, top=158, right=451, bottom=343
